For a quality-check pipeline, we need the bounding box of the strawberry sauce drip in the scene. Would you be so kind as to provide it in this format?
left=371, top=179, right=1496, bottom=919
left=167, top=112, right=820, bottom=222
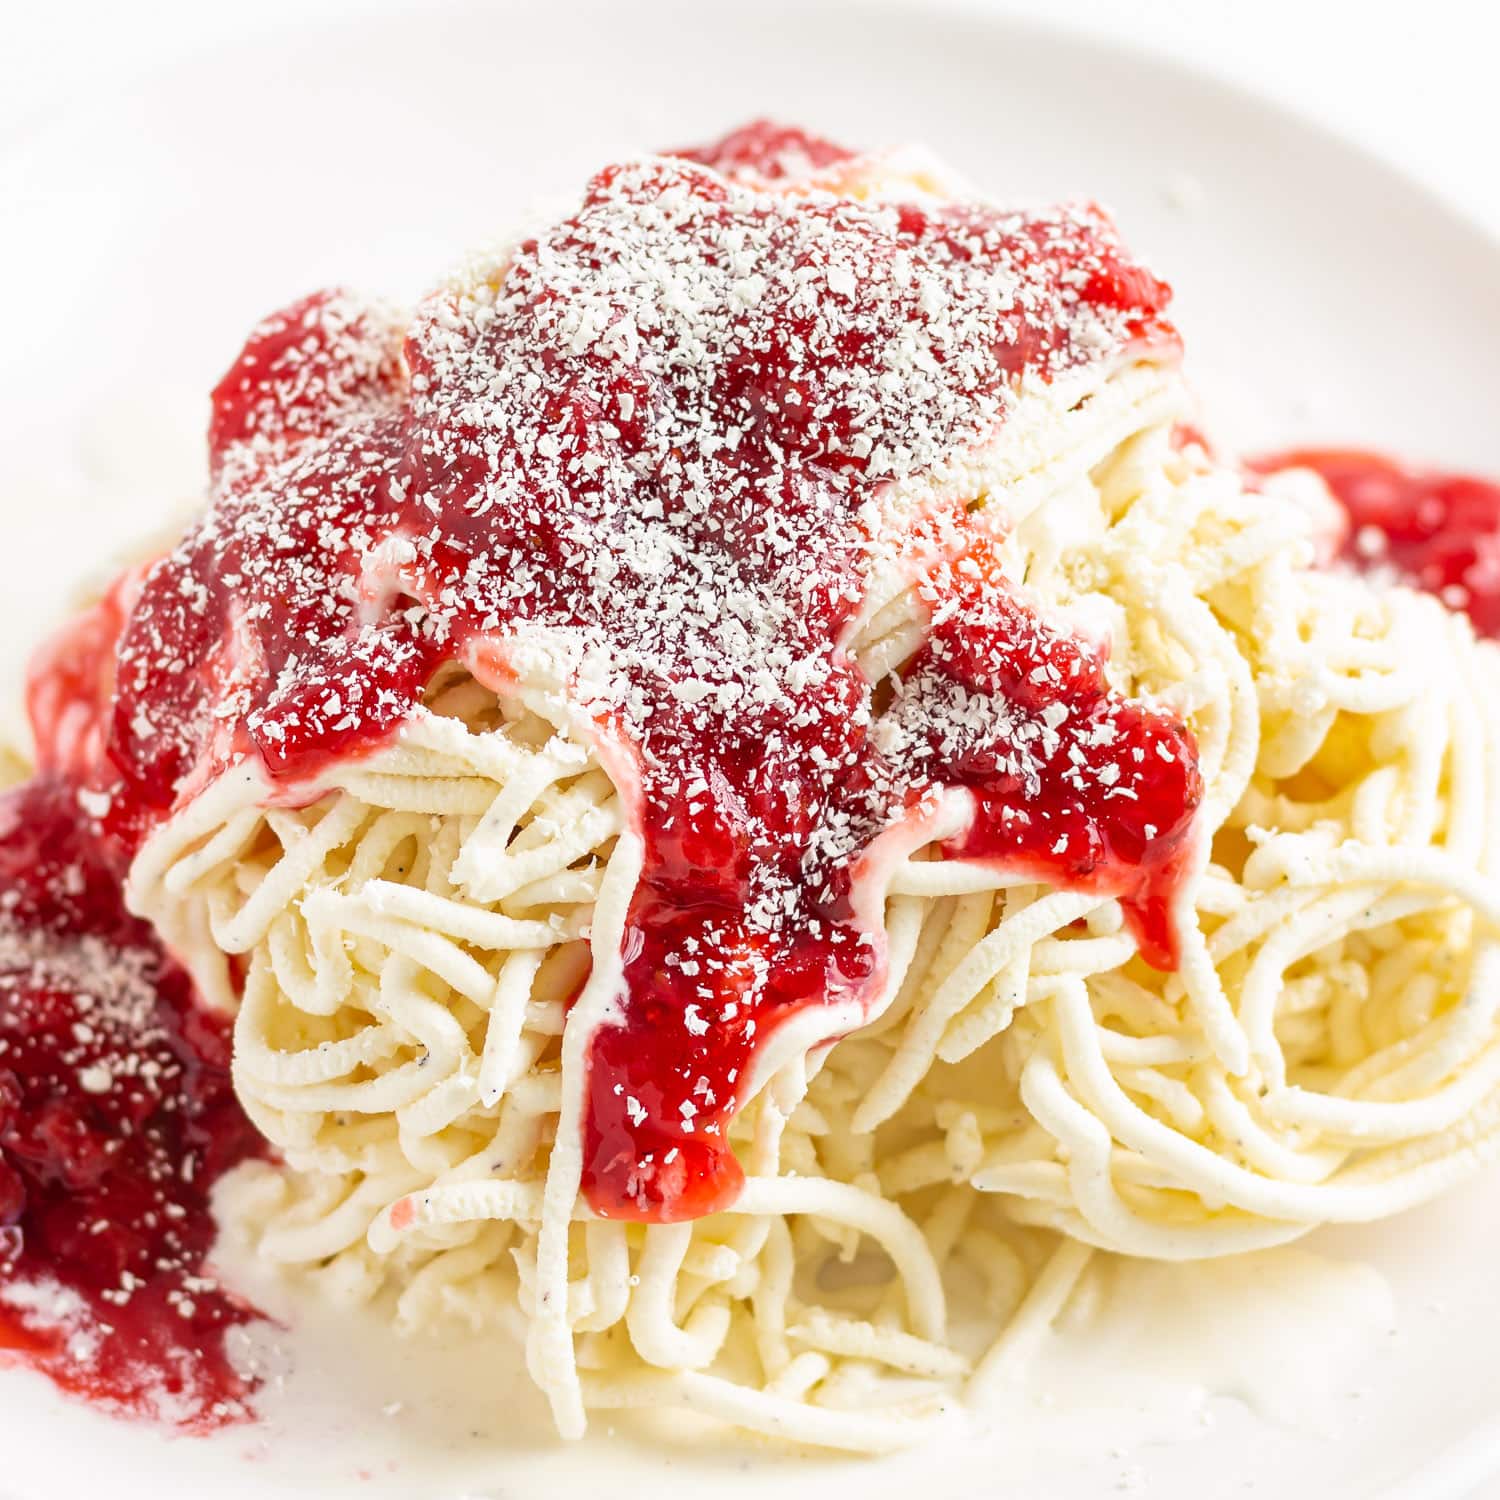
left=903, top=537, right=1199, bottom=971
left=1251, top=449, right=1500, bottom=639
left=0, top=776, right=262, bottom=1427
left=75, top=125, right=1195, bottom=1222
left=674, top=119, right=857, bottom=181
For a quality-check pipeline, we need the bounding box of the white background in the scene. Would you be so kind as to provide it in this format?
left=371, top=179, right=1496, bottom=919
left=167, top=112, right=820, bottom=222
left=6, top=0, right=1500, bottom=232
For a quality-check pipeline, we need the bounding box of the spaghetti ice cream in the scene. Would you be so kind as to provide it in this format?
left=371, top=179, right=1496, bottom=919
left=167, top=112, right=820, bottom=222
left=3, top=121, right=1500, bottom=1453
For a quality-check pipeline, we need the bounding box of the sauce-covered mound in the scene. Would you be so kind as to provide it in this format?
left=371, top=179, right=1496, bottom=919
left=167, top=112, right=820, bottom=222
left=14, top=121, right=1500, bottom=1434
left=1252, top=449, right=1500, bottom=639
left=89, top=124, right=1197, bottom=1222
left=0, top=777, right=262, bottom=1427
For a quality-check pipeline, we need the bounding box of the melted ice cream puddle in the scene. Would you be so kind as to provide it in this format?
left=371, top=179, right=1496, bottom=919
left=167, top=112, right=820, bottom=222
left=194, top=1227, right=1398, bottom=1498
left=1032, top=1247, right=1397, bottom=1438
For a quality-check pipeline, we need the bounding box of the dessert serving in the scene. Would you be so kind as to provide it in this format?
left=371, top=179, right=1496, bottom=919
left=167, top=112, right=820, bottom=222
left=3, top=120, right=1500, bottom=1456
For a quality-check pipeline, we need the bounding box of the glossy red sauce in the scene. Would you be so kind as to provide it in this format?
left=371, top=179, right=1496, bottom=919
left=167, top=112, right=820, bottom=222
left=1252, top=449, right=1500, bottom=638
left=46, top=125, right=1195, bottom=1225
left=675, top=119, right=856, bottom=181
left=0, top=776, right=262, bottom=1427
left=909, top=535, right=1197, bottom=971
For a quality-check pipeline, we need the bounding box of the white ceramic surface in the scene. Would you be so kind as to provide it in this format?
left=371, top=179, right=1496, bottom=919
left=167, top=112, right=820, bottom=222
left=2, top=4, right=1499, bottom=1496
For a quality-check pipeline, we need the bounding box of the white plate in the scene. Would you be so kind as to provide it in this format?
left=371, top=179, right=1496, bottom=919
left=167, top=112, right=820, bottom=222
left=3, top=3, right=1500, bottom=1496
